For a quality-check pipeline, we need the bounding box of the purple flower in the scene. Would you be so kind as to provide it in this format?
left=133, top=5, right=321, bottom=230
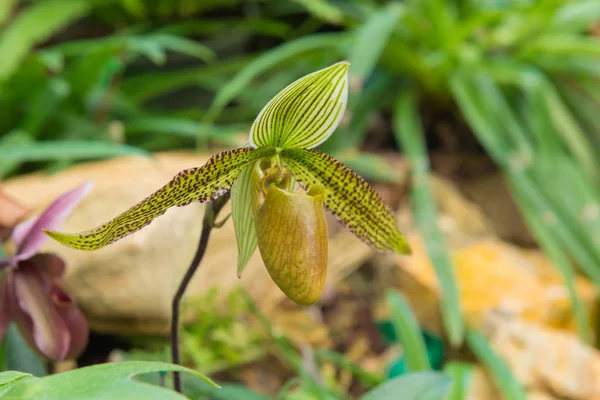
left=0, top=182, right=92, bottom=361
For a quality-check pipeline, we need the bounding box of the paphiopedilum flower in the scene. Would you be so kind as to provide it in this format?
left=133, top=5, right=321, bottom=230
left=45, top=62, right=410, bottom=305
left=0, top=183, right=91, bottom=360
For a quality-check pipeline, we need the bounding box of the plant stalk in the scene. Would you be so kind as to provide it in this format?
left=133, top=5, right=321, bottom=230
left=171, top=193, right=230, bottom=393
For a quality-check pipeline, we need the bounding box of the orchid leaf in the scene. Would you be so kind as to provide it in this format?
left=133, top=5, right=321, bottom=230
left=0, top=361, right=218, bottom=400
left=281, top=148, right=410, bottom=254
left=249, top=62, right=349, bottom=150
left=45, top=147, right=276, bottom=250
left=231, top=162, right=259, bottom=278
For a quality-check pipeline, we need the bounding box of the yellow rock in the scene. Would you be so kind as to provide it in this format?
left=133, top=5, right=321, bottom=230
left=395, top=236, right=597, bottom=337
left=481, top=315, right=600, bottom=400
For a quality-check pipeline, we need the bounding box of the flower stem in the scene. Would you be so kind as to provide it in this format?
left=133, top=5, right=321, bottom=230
left=170, top=193, right=231, bottom=393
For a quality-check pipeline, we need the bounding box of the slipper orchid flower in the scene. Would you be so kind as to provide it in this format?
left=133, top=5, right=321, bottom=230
left=45, top=62, right=410, bottom=305
left=0, top=183, right=91, bottom=360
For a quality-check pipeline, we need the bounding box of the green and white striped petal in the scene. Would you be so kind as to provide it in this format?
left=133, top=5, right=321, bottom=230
left=45, top=147, right=276, bottom=251
left=249, top=61, right=350, bottom=150
left=231, top=162, right=259, bottom=278
left=281, top=148, right=411, bottom=254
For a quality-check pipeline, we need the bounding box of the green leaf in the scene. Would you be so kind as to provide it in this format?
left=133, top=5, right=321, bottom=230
left=0, top=371, right=33, bottom=397
left=443, top=362, right=474, bottom=400
left=0, top=0, right=16, bottom=27
left=147, top=34, right=215, bottom=62
left=361, top=372, right=451, bottom=400
left=46, top=147, right=276, bottom=250
left=249, top=61, right=349, bottom=149
left=551, top=1, right=600, bottom=32
left=205, top=33, right=346, bottom=123
left=231, top=162, right=259, bottom=277
left=0, top=0, right=91, bottom=81
left=282, top=148, right=410, bottom=253
left=386, top=291, right=431, bottom=372
left=393, top=91, right=464, bottom=347
left=467, top=331, right=526, bottom=400
left=125, top=117, right=242, bottom=140
left=292, top=0, right=343, bottom=24
left=0, top=361, right=217, bottom=400
left=348, top=3, right=403, bottom=88
left=0, top=141, right=149, bottom=163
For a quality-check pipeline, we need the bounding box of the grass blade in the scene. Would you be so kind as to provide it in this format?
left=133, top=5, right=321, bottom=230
left=348, top=3, right=403, bottom=89
left=204, top=33, right=347, bottom=123
left=467, top=330, right=526, bottom=400
left=393, top=90, right=464, bottom=347
left=386, top=291, right=431, bottom=372
left=0, top=0, right=91, bottom=81
left=0, top=141, right=149, bottom=162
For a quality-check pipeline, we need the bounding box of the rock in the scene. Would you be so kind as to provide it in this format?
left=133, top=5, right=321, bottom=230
left=482, top=315, right=600, bottom=400
left=3, top=152, right=375, bottom=335
left=0, top=185, right=30, bottom=241
left=394, top=236, right=597, bottom=338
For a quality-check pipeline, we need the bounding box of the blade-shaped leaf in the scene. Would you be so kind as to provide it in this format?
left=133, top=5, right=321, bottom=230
left=45, top=147, right=275, bottom=250
left=249, top=62, right=349, bottom=150
left=231, top=162, right=259, bottom=278
left=348, top=3, right=403, bottom=89
left=281, top=148, right=410, bottom=253
left=387, top=291, right=431, bottom=372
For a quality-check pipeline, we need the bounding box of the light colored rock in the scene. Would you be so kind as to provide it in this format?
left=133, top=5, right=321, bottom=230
left=394, top=237, right=597, bottom=337
left=484, top=316, right=600, bottom=400
left=4, top=152, right=374, bottom=335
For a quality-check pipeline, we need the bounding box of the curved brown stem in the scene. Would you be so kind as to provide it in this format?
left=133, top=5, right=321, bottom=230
left=171, top=192, right=230, bottom=393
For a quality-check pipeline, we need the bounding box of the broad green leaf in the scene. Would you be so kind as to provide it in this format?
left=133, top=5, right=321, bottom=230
left=349, top=3, right=403, bottom=88
left=0, top=0, right=91, bottom=81
left=281, top=148, right=410, bottom=253
left=387, top=291, right=431, bottom=372
left=467, top=331, right=526, bottom=400
left=249, top=62, right=349, bottom=149
left=0, top=371, right=33, bottom=397
left=46, top=147, right=276, bottom=250
left=231, top=162, right=259, bottom=278
left=361, top=372, right=451, bottom=400
left=0, top=361, right=217, bottom=400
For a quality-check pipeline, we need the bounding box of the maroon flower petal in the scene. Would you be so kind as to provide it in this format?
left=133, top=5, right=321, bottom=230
left=29, top=253, right=66, bottom=280
left=14, top=182, right=92, bottom=262
left=11, top=218, right=36, bottom=252
left=0, top=273, right=13, bottom=342
left=13, top=264, right=70, bottom=361
left=51, top=284, right=88, bottom=359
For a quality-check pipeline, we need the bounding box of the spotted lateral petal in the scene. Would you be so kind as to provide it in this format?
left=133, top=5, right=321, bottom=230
left=45, top=147, right=276, bottom=250
left=249, top=61, right=349, bottom=149
left=281, top=148, right=411, bottom=254
left=231, top=162, right=258, bottom=278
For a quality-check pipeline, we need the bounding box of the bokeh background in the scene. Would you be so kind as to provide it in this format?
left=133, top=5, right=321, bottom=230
left=1, top=1, right=600, bottom=399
